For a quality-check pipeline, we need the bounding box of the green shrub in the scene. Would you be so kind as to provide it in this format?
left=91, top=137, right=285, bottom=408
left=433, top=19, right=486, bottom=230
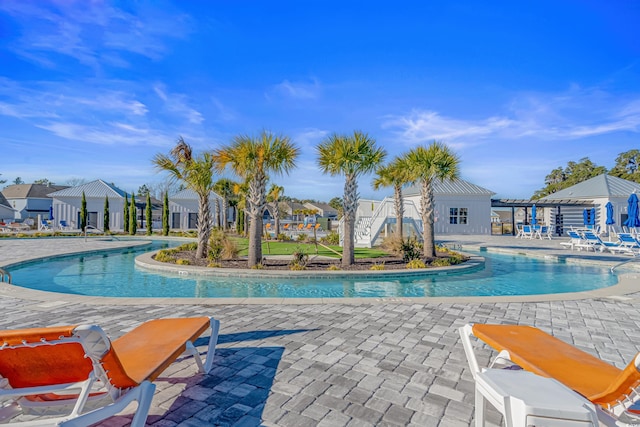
left=207, top=261, right=222, bottom=268
left=401, top=237, right=422, bottom=262
left=177, top=242, right=197, bottom=251
left=321, top=231, right=340, bottom=245
left=289, top=246, right=309, bottom=270
left=251, top=263, right=264, bottom=270
left=155, top=250, right=176, bottom=263
left=296, top=233, right=307, bottom=242
left=176, top=258, right=190, bottom=265
left=370, top=262, right=385, bottom=270
left=277, top=233, right=290, bottom=241
left=327, top=265, right=341, bottom=271
left=430, top=258, right=452, bottom=267
left=406, top=259, right=426, bottom=269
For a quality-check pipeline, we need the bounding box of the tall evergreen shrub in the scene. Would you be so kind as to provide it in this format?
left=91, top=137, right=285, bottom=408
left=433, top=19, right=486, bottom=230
left=162, top=192, right=169, bottom=236
left=129, top=193, right=137, bottom=235
left=145, top=192, right=152, bottom=235
left=123, top=194, right=129, bottom=233
left=80, top=192, right=87, bottom=231
left=104, top=196, right=110, bottom=233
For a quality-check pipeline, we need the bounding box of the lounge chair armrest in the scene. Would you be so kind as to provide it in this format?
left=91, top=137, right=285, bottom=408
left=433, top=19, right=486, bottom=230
left=459, top=324, right=480, bottom=379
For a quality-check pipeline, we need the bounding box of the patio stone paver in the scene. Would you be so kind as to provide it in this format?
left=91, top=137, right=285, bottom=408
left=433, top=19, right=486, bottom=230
left=1, top=236, right=640, bottom=426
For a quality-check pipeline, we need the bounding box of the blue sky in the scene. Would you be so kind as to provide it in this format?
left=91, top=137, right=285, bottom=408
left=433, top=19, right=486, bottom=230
left=1, top=1, right=639, bottom=201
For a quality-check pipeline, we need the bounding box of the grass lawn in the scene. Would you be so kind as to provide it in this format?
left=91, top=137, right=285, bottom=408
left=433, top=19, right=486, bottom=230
left=232, top=237, right=389, bottom=259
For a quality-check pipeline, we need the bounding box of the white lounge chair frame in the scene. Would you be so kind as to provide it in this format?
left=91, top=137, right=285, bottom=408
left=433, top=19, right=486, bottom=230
left=0, top=317, right=220, bottom=426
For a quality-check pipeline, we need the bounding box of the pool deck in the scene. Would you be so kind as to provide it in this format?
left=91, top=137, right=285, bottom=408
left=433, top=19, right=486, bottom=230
left=1, top=235, right=640, bottom=426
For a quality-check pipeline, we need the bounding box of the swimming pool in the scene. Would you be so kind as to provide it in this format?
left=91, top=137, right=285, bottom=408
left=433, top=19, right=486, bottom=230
left=7, top=241, right=617, bottom=298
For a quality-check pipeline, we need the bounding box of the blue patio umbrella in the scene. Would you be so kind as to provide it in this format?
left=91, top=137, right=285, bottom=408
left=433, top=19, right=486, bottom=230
left=605, top=202, right=615, bottom=225
left=48, top=205, right=54, bottom=220
left=589, top=207, right=596, bottom=225
left=624, top=193, right=640, bottom=228
left=583, top=208, right=589, bottom=226
left=530, top=204, right=537, bottom=225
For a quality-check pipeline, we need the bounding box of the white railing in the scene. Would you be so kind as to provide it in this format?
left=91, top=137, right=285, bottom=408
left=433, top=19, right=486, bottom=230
left=355, top=198, right=423, bottom=247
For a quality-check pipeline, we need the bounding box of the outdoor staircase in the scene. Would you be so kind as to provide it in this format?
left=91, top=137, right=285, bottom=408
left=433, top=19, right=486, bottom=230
left=340, top=198, right=423, bottom=248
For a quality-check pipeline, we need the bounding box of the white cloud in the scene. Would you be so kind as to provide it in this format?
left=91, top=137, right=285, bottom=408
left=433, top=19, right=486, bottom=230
left=0, top=2, right=191, bottom=68
left=154, top=83, right=204, bottom=124
left=269, top=79, right=321, bottom=100
left=382, top=86, right=640, bottom=147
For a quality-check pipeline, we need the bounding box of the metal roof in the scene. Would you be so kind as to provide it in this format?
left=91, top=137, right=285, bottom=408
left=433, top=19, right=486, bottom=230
left=540, top=174, right=640, bottom=200
left=170, top=188, right=221, bottom=200
left=0, top=192, right=11, bottom=209
left=47, top=179, right=127, bottom=198
left=491, top=199, right=594, bottom=208
left=404, top=178, right=495, bottom=197
left=2, top=184, right=69, bottom=199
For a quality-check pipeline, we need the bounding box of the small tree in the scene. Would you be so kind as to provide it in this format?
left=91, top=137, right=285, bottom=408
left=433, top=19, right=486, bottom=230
left=162, top=192, right=170, bottom=236
left=80, top=192, right=88, bottom=231
left=103, top=196, right=110, bottom=233
left=123, top=193, right=129, bottom=233
left=146, top=192, right=152, bottom=235
left=129, top=193, right=137, bottom=235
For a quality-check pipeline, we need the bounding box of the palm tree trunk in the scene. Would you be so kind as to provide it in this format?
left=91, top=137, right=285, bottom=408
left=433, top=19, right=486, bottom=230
left=394, top=184, right=404, bottom=241
left=273, top=202, right=280, bottom=237
left=246, top=173, right=267, bottom=267
left=196, top=193, right=211, bottom=258
left=342, top=173, right=357, bottom=266
left=420, top=179, right=436, bottom=258
left=222, top=197, right=228, bottom=231
left=215, top=198, right=221, bottom=228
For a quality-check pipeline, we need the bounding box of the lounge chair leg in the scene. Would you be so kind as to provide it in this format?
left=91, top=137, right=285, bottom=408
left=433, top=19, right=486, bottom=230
left=185, top=317, right=220, bottom=374
left=130, top=382, right=156, bottom=427
left=204, top=318, right=220, bottom=374
left=475, top=386, right=486, bottom=427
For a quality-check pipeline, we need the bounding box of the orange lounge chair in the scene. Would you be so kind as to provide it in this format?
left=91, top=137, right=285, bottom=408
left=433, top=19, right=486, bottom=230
left=0, top=317, right=220, bottom=426
left=296, top=224, right=304, bottom=231
left=460, top=323, right=640, bottom=421
left=283, top=223, right=290, bottom=230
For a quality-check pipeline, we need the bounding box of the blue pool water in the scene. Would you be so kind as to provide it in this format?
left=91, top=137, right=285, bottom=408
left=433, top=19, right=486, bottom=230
left=8, top=241, right=617, bottom=298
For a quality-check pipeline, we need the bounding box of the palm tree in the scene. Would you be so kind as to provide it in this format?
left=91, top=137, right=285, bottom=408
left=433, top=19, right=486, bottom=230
left=213, top=178, right=236, bottom=231
left=267, top=184, right=284, bottom=237
left=372, top=156, right=411, bottom=241
left=153, top=138, right=216, bottom=258
left=317, top=131, right=386, bottom=267
left=404, top=141, right=460, bottom=258
left=213, top=131, right=299, bottom=267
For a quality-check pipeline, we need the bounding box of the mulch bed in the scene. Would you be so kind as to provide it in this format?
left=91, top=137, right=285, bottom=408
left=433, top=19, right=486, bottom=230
left=161, top=251, right=462, bottom=271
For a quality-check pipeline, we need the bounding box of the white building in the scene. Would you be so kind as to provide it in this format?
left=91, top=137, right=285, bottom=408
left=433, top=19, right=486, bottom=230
left=169, top=189, right=225, bottom=230
left=48, top=180, right=129, bottom=231
left=539, top=174, right=640, bottom=234
left=352, top=178, right=495, bottom=247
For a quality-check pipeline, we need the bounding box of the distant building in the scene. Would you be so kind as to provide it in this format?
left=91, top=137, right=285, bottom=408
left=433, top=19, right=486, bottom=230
left=169, top=189, right=225, bottom=230
left=353, top=178, right=495, bottom=247
left=2, top=183, right=68, bottom=220
left=539, top=174, right=640, bottom=233
left=0, top=192, right=16, bottom=221
left=48, top=180, right=128, bottom=230
left=303, top=202, right=338, bottom=219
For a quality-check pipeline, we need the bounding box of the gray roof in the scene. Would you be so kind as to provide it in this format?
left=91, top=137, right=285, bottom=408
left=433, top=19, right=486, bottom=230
left=304, top=202, right=338, bottom=214
left=2, top=184, right=69, bottom=199
left=540, top=174, right=640, bottom=200
left=0, top=192, right=11, bottom=209
left=47, top=179, right=127, bottom=198
left=170, top=188, right=221, bottom=200
left=404, top=178, right=495, bottom=197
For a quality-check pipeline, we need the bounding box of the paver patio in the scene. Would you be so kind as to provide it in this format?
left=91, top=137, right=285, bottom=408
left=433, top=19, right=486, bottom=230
left=1, top=236, right=639, bottom=426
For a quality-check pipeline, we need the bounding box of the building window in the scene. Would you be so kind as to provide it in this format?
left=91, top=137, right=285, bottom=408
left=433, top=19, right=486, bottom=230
left=449, top=207, right=468, bottom=225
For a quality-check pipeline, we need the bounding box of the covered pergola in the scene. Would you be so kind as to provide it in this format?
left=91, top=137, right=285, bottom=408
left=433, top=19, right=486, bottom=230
left=491, top=198, right=595, bottom=236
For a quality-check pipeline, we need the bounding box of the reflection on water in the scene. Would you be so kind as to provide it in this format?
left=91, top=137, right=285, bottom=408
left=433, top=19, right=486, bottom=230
left=8, top=242, right=617, bottom=298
